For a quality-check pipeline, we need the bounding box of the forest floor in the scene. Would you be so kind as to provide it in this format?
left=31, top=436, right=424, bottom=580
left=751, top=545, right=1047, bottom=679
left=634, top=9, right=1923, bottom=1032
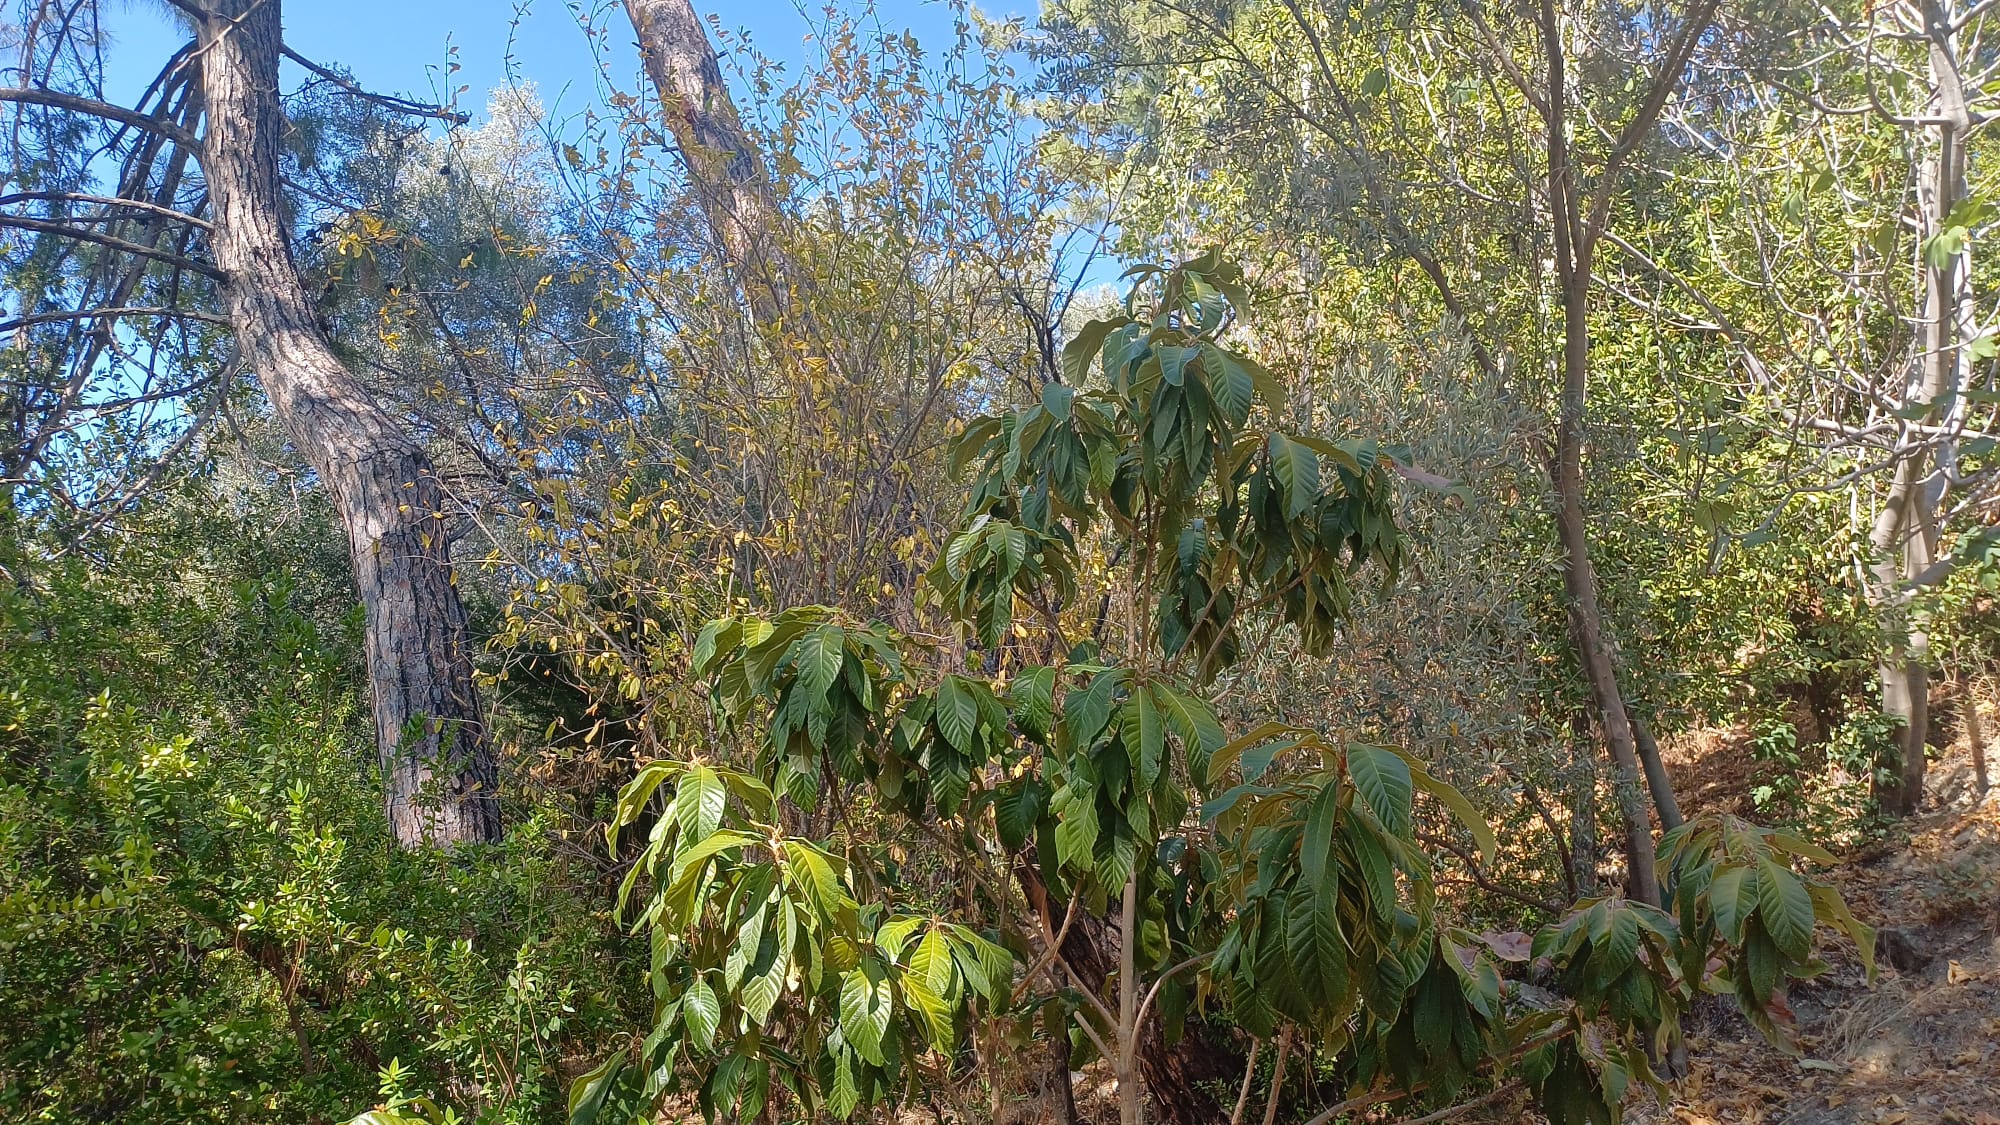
left=1383, top=734, right=2000, bottom=1125
left=1026, top=734, right=2000, bottom=1125
left=1631, top=739, right=2000, bottom=1125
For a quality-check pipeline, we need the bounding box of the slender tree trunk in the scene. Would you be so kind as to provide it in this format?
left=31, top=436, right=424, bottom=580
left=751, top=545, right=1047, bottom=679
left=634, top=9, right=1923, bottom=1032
left=1259, top=1030, right=1290, bottom=1125
left=1046, top=1015, right=1080, bottom=1125
left=1541, top=0, right=1659, bottom=906
left=1014, top=861, right=1229, bottom=1125
left=195, top=0, right=498, bottom=845
left=1569, top=720, right=1599, bottom=898
left=1871, top=7, right=1970, bottom=818
left=1116, top=868, right=1143, bottom=1125
left=1631, top=712, right=1685, bottom=831
left=1965, top=674, right=1991, bottom=798
left=1227, top=1039, right=1262, bottom=1125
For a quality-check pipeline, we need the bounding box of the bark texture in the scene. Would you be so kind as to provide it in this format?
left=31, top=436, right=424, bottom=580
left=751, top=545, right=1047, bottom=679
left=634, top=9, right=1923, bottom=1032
left=1868, top=3, right=1971, bottom=817
left=196, top=0, right=499, bottom=846
left=623, top=0, right=793, bottom=326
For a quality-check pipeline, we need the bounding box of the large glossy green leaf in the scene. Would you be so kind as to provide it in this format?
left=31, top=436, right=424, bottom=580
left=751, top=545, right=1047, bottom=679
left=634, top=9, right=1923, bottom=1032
left=1009, top=665, right=1057, bottom=739
left=1806, top=881, right=1875, bottom=979
left=948, top=415, right=1002, bottom=478
left=1052, top=784, right=1099, bottom=871
left=947, top=924, right=1013, bottom=1003
left=1132, top=688, right=1165, bottom=788
left=1155, top=682, right=1225, bottom=768
left=612, top=760, right=679, bottom=841
left=934, top=676, right=978, bottom=753
left=828, top=1049, right=861, bottom=1119
left=1300, top=782, right=1339, bottom=893
left=839, top=968, right=893, bottom=1065
left=1756, top=860, right=1815, bottom=961
left=1348, top=819, right=1397, bottom=918
left=1202, top=343, right=1255, bottom=427
left=993, top=778, right=1043, bottom=851
left=1206, top=720, right=1306, bottom=784
left=1267, top=433, right=1320, bottom=519
left=1062, top=316, right=1130, bottom=384
left=1768, top=831, right=1839, bottom=866
left=874, top=914, right=927, bottom=961
left=1065, top=668, right=1121, bottom=746
left=676, top=765, right=726, bottom=845
left=683, top=977, right=720, bottom=1051
left=902, top=974, right=956, bottom=1051
left=1284, top=881, right=1346, bottom=1006
left=1742, top=924, right=1780, bottom=1006
left=784, top=841, right=849, bottom=922
left=1346, top=744, right=1413, bottom=837
left=1599, top=904, right=1640, bottom=975
left=741, top=958, right=784, bottom=1026
left=912, top=928, right=957, bottom=996
left=1709, top=865, right=1757, bottom=945
left=796, top=625, right=846, bottom=701
left=1152, top=342, right=1192, bottom=389
left=668, top=830, right=758, bottom=883
left=692, top=616, right=740, bottom=678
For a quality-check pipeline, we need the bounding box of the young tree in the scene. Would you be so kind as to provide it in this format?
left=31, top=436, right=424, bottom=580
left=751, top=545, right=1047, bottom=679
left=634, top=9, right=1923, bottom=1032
left=590, top=256, right=1877, bottom=1125
left=1036, top=0, right=1724, bottom=901
left=1505, top=0, right=1722, bottom=900
left=1608, top=0, right=2000, bottom=816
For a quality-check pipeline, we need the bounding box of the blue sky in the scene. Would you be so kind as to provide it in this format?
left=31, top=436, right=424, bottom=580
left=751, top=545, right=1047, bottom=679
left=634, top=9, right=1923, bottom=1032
left=104, top=1, right=1017, bottom=125
left=97, top=0, right=1120, bottom=291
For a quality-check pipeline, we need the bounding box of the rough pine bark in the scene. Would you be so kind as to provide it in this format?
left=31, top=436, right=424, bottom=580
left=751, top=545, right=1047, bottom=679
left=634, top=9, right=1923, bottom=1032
left=623, top=0, right=793, bottom=327
left=195, top=0, right=499, bottom=845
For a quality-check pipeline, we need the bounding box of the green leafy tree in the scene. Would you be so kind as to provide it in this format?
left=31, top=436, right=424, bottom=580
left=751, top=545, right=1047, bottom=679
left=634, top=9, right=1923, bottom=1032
left=593, top=256, right=1877, bottom=1125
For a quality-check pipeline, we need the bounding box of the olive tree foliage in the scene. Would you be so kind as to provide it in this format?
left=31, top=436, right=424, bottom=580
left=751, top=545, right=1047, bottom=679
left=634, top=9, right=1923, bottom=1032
left=1214, top=334, right=1586, bottom=907
left=1035, top=0, right=2000, bottom=830
left=1612, top=0, right=2000, bottom=815
left=570, top=258, right=1875, bottom=1125
left=1039, top=0, right=1789, bottom=895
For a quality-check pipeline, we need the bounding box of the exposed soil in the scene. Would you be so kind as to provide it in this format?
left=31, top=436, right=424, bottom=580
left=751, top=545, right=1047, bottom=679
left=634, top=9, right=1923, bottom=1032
left=1458, top=734, right=2000, bottom=1125
left=1633, top=738, right=2000, bottom=1125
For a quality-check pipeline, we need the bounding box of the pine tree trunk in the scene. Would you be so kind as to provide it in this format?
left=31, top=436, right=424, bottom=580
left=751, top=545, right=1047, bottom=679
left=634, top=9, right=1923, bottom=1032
left=195, top=0, right=499, bottom=846
left=623, top=0, right=792, bottom=328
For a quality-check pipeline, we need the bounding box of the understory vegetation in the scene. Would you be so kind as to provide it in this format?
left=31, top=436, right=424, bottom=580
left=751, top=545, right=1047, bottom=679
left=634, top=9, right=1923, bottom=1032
left=4, top=1, right=1999, bottom=1123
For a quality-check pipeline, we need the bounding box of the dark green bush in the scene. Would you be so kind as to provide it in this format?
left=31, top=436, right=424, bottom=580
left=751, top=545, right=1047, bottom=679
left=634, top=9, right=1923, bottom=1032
left=0, top=506, right=636, bottom=1124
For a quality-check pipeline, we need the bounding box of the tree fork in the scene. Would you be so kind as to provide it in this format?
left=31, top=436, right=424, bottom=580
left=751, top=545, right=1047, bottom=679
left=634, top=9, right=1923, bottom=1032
left=1014, top=857, right=1234, bottom=1125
